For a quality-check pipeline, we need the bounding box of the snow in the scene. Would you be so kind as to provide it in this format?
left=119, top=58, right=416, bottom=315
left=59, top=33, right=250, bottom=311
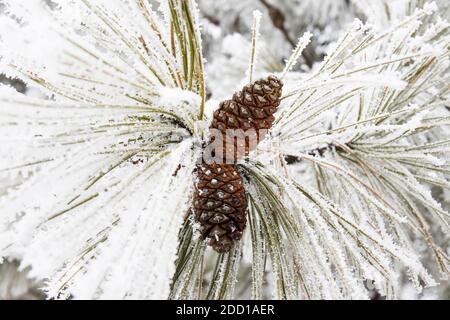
left=0, top=0, right=449, bottom=300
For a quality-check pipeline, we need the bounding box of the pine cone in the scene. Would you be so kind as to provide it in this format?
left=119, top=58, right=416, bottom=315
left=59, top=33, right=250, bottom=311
left=193, top=163, right=246, bottom=253
left=192, top=76, right=283, bottom=253
left=211, top=75, right=283, bottom=162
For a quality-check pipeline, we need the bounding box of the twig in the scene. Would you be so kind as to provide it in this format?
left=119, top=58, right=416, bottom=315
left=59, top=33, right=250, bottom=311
left=258, top=0, right=313, bottom=68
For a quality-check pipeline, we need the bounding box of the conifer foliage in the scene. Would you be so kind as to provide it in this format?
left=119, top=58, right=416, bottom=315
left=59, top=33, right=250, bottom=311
left=0, top=0, right=449, bottom=299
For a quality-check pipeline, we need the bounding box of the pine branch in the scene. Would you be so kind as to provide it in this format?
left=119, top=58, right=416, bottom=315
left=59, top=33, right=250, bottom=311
left=0, top=0, right=448, bottom=300
left=258, top=0, right=314, bottom=68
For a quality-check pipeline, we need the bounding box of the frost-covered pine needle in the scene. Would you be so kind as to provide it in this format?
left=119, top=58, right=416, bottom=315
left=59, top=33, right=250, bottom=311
left=280, top=31, right=313, bottom=80
left=247, top=10, right=262, bottom=83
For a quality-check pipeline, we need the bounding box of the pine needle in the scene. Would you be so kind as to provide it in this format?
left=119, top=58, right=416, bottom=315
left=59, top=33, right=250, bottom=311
left=281, top=31, right=313, bottom=79
left=247, top=10, right=262, bottom=83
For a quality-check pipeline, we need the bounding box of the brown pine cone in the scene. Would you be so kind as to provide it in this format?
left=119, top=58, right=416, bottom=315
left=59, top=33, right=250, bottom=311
left=192, top=75, right=282, bottom=253
left=193, top=162, right=247, bottom=253
left=211, top=75, right=283, bottom=162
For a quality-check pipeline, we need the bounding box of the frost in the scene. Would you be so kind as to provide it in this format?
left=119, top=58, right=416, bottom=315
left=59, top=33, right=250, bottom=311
left=281, top=31, right=313, bottom=79
left=0, top=0, right=449, bottom=300
left=0, top=0, right=205, bottom=299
